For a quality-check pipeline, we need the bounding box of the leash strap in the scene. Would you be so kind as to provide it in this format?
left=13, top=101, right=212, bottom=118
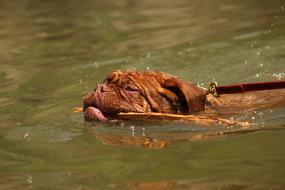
left=208, top=80, right=285, bottom=96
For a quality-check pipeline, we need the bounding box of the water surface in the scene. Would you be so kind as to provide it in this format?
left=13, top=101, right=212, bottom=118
left=0, top=0, right=285, bottom=189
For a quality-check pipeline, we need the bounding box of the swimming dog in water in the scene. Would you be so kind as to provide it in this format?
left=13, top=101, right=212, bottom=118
left=83, top=70, right=285, bottom=122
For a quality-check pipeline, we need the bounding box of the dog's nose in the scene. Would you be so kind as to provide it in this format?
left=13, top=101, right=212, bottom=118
left=83, top=90, right=96, bottom=110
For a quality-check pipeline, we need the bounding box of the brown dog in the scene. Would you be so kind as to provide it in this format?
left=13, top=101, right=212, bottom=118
left=83, top=70, right=285, bottom=122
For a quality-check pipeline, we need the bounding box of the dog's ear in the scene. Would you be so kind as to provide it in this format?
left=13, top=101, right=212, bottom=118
left=163, top=77, right=207, bottom=113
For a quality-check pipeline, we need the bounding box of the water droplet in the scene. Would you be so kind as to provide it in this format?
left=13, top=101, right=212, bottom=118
left=186, top=48, right=192, bottom=52
left=27, top=176, right=32, bottom=185
left=145, top=53, right=152, bottom=58
left=142, top=127, right=146, bottom=137
left=273, top=72, right=285, bottom=80
left=265, top=46, right=270, bottom=50
left=37, top=32, right=48, bottom=38
left=130, top=126, right=135, bottom=136
left=93, top=62, right=98, bottom=68
left=24, top=133, right=29, bottom=138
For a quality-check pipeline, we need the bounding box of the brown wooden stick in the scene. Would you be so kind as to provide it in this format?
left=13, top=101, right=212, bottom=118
left=72, top=107, right=83, bottom=113
left=117, top=112, right=250, bottom=127
left=73, top=107, right=250, bottom=126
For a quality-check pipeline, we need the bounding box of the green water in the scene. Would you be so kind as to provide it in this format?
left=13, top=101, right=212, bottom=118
left=0, top=0, right=285, bottom=189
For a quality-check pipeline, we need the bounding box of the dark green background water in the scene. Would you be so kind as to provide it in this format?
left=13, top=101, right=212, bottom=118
left=0, top=0, right=285, bottom=189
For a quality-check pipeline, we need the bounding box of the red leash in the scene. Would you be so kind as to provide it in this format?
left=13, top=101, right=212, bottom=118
left=208, top=80, right=285, bottom=96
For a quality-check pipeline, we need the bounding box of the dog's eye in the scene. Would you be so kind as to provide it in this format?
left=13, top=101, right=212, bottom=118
left=125, top=86, right=137, bottom=92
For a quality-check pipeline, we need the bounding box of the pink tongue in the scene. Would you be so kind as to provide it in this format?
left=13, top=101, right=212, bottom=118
left=84, top=107, right=108, bottom=122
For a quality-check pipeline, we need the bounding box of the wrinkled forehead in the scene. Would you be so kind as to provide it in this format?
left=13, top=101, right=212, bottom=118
left=104, top=71, right=138, bottom=86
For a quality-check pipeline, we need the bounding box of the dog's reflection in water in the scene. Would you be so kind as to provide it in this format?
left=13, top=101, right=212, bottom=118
left=85, top=120, right=281, bottom=149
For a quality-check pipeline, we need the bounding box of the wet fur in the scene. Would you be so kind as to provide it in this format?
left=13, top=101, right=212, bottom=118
left=83, top=70, right=285, bottom=121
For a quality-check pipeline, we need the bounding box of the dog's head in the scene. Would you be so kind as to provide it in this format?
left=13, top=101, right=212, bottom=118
left=83, top=70, right=207, bottom=121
